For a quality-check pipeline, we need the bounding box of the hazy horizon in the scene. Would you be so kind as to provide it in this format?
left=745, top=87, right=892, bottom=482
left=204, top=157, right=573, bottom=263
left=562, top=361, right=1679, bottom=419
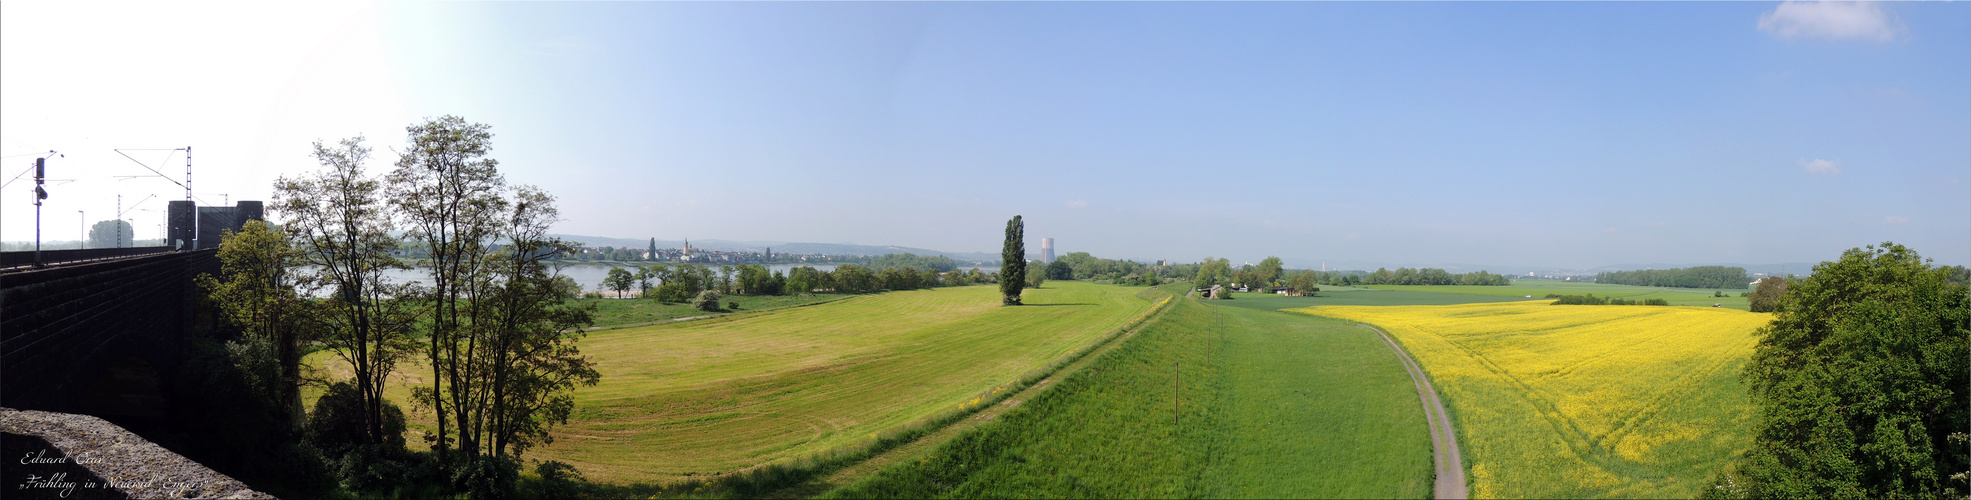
left=6, top=2, right=1965, bottom=269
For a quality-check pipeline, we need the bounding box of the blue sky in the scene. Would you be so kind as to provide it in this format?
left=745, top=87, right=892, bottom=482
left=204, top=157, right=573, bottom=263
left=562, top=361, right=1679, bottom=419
left=4, top=1, right=1965, bottom=269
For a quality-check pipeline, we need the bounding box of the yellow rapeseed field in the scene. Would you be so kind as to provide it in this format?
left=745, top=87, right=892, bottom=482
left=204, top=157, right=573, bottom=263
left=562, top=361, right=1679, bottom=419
left=1289, top=301, right=1770, bottom=498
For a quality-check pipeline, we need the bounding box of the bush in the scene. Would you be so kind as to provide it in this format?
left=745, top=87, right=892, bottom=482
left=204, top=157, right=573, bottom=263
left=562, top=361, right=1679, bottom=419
left=451, top=454, right=519, bottom=500
left=693, top=290, right=723, bottom=312
left=1551, top=294, right=1608, bottom=305
left=1644, top=298, right=1670, bottom=306
left=652, top=282, right=691, bottom=303
left=728, top=300, right=740, bottom=310
left=305, top=382, right=407, bottom=457
left=526, top=460, right=588, bottom=500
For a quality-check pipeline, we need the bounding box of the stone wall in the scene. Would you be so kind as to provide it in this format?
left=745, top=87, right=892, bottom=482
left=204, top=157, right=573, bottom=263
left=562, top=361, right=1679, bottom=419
left=1, top=407, right=272, bottom=499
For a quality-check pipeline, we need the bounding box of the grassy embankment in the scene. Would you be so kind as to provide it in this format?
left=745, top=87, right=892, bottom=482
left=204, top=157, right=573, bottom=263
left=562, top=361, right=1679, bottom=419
left=824, top=291, right=1432, bottom=498
left=1294, top=301, right=1770, bottom=498
left=306, top=281, right=1162, bottom=486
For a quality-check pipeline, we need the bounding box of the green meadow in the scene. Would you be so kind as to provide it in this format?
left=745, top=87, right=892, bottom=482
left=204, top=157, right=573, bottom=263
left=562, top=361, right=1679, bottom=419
left=577, top=292, right=852, bottom=329
left=307, top=281, right=1159, bottom=484
left=823, top=293, right=1432, bottom=498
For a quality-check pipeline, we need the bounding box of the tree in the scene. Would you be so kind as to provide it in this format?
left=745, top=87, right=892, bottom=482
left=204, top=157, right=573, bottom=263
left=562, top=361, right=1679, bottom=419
left=1045, top=260, right=1073, bottom=281
left=635, top=267, right=657, bottom=295
left=391, top=116, right=508, bottom=463
left=1749, top=276, right=1787, bottom=313
left=197, top=219, right=306, bottom=424
left=276, top=135, right=422, bottom=448
left=604, top=267, right=635, bottom=299
left=1026, top=266, right=1046, bottom=289
left=1254, top=257, right=1284, bottom=289
left=470, top=187, right=598, bottom=458
left=1195, top=258, right=1231, bottom=288
left=87, top=219, right=135, bottom=249
left=1287, top=271, right=1319, bottom=297
left=1000, top=216, right=1026, bottom=305
left=1714, top=242, right=1969, bottom=499
left=647, top=238, right=657, bottom=262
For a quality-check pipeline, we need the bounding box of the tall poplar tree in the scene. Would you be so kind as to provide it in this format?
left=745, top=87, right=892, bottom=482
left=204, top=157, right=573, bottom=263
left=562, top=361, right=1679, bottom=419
left=1000, top=215, right=1026, bottom=305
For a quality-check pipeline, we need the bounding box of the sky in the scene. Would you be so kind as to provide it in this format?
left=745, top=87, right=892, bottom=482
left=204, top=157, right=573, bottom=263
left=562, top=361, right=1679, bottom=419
left=4, top=1, right=1966, bottom=270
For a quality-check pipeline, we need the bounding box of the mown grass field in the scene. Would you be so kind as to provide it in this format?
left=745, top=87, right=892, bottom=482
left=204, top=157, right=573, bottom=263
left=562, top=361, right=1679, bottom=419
left=576, top=292, right=851, bottom=328
left=1292, top=301, right=1770, bottom=498
left=1357, top=282, right=1754, bottom=310
left=824, top=293, right=1432, bottom=498
left=306, top=281, right=1157, bottom=484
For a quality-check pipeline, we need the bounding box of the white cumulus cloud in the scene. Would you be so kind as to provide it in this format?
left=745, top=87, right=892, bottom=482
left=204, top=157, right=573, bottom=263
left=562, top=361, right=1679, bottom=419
left=1800, top=158, right=1844, bottom=176
left=1759, top=1, right=1898, bottom=42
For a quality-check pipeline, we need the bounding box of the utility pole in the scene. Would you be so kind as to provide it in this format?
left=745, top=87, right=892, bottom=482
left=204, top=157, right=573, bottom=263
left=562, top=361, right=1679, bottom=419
left=33, top=157, right=47, bottom=266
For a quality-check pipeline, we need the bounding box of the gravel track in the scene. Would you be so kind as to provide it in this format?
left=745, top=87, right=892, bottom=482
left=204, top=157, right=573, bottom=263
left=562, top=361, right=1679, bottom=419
left=1360, top=324, right=1468, bottom=499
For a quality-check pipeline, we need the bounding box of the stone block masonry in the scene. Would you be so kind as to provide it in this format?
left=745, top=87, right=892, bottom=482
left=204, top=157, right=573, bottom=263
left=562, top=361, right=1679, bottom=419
left=1, top=407, right=272, bottom=499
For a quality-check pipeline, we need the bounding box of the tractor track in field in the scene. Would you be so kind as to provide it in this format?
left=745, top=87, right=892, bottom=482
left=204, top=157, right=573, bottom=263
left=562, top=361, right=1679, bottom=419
left=1360, top=323, right=1469, bottom=500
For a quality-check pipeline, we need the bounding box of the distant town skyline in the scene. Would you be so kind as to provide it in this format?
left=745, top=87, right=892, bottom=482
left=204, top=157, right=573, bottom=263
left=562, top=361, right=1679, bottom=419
left=5, top=2, right=1965, bottom=269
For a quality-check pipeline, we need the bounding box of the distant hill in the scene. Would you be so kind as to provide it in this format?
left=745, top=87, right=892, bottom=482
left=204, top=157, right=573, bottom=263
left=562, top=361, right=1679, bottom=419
left=547, top=234, right=1007, bottom=265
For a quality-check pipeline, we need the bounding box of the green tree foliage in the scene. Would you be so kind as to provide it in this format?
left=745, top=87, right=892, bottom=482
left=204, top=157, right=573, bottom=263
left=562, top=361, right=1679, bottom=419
left=1051, top=251, right=1169, bottom=281
left=390, top=116, right=598, bottom=468
left=1286, top=271, right=1319, bottom=296
left=1194, top=257, right=1232, bottom=288
left=87, top=219, right=135, bottom=248
left=307, top=381, right=408, bottom=455
left=604, top=267, right=635, bottom=298
left=470, top=187, right=599, bottom=458
left=787, top=265, right=830, bottom=295
left=1360, top=267, right=1511, bottom=286
left=390, top=116, right=508, bottom=462
left=879, top=266, right=923, bottom=290
left=1026, top=266, right=1046, bottom=289
left=864, top=253, right=958, bottom=272
left=1548, top=294, right=1663, bottom=306
left=277, top=136, right=423, bottom=449
left=1254, top=257, right=1284, bottom=288
left=1712, top=243, right=1969, bottom=499
left=735, top=264, right=785, bottom=295
left=1749, top=276, right=1788, bottom=313
left=1045, top=260, right=1073, bottom=280
left=1000, top=215, right=1026, bottom=305
left=692, top=289, right=724, bottom=312
left=1596, top=266, right=1750, bottom=289
left=197, top=219, right=305, bottom=424
left=833, top=264, right=878, bottom=293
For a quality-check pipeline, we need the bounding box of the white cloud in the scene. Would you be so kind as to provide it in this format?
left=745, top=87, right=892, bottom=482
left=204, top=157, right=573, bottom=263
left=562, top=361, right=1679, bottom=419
left=1800, top=158, right=1844, bottom=176
left=1759, top=1, right=1898, bottom=42
left=1883, top=215, right=1909, bottom=225
left=1064, top=200, right=1089, bottom=209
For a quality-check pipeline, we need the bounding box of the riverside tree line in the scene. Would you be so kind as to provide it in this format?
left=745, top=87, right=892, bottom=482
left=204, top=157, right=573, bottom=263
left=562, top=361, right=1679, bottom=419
left=196, top=116, right=600, bottom=498
left=600, top=257, right=1003, bottom=308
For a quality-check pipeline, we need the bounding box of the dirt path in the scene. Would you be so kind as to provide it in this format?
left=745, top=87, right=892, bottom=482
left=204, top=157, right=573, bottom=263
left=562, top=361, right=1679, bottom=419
left=1360, top=324, right=1468, bottom=499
